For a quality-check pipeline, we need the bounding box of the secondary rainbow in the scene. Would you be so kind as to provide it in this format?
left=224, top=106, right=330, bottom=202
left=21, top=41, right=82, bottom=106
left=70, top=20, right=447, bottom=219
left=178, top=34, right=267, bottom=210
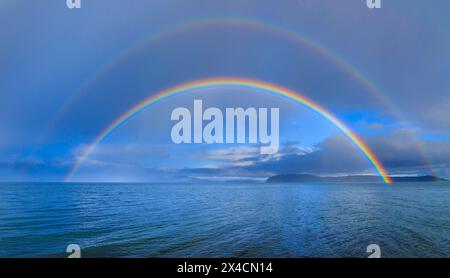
left=66, top=77, right=392, bottom=183
left=46, top=17, right=399, bottom=136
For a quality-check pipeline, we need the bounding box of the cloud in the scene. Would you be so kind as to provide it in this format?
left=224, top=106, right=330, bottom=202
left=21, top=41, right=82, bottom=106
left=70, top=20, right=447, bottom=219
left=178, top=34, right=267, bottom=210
left=180, top=132, right=450, bottom=181
left=367, top=131, right=450, bottom=174
left=197, top=143, right=316, bottom=167
left=199, top=146, right=262, bottom=166
left=177, top=136, right=367, bottom=180
left=246, top=135, right=370, bottom=175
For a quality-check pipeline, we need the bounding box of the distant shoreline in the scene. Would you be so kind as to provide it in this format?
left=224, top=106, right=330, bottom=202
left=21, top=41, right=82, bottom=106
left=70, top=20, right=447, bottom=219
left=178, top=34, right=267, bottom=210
left=266, top=174, right=449, bottom=183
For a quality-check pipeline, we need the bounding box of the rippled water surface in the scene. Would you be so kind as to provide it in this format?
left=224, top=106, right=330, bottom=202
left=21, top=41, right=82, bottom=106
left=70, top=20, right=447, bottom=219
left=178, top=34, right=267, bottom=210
left=1, top=182, right=450, bottom=258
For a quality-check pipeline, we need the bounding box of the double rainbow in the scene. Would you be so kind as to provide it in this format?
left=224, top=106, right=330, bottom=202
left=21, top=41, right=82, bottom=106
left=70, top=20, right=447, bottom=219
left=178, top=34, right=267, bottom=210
left=66, top=77, right=392, bottom=184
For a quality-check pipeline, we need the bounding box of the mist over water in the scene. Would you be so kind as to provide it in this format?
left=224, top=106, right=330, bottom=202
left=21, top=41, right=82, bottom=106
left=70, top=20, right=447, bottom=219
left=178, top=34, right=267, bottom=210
left=0, top=182, right=449, bottom=258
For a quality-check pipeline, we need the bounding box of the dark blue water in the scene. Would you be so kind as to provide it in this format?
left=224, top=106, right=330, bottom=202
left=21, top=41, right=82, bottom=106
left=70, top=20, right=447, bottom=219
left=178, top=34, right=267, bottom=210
left=0, top=182, right=450, bottom=258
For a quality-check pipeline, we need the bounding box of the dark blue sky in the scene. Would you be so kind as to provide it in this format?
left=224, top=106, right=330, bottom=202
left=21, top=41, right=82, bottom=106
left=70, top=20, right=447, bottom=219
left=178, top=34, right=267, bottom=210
left=0, top=0, right=449, bottom=181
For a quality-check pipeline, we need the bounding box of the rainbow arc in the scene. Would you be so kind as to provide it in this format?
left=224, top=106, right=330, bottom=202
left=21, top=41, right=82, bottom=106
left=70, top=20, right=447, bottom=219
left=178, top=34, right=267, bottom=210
left=66, top=77, right=391, bottom=184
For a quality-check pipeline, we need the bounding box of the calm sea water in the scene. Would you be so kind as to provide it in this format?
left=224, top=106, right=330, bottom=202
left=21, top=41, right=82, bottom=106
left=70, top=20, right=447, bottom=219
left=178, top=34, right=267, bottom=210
left=0, top=182, right=449, bottom=258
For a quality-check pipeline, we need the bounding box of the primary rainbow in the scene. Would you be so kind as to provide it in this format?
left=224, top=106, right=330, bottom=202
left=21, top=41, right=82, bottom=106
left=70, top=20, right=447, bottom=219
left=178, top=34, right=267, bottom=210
left=66, top=77, right=392, bottom=183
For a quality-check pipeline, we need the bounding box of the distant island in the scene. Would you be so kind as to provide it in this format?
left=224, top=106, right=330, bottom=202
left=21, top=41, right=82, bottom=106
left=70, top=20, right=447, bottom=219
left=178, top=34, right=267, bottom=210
left=266, top=174, right=449, bottom=183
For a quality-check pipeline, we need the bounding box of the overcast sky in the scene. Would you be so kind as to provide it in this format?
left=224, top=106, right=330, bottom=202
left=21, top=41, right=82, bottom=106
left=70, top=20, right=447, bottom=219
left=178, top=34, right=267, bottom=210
left=0, top=0, right=449, bottom=182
